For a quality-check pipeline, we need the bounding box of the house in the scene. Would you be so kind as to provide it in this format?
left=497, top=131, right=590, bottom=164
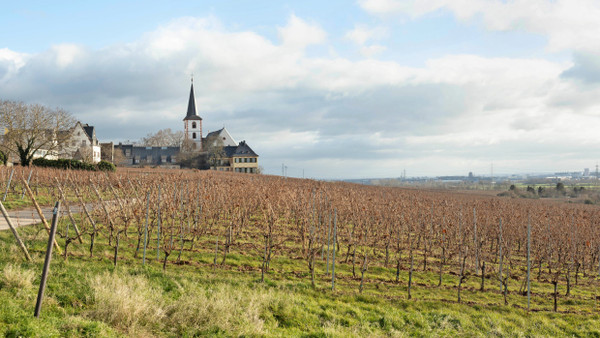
left=2, top=120, right=101, bottom=164
left=60, top=122, right=101, bottom=163
left=211, top=140, right=259, bottom=173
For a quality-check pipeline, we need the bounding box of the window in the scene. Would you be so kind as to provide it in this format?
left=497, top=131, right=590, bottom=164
left=81, top=140, right=86, bottom=146
left=192, top=122, right=197, bottom=129
left=192, top=132, right=196, bottom=139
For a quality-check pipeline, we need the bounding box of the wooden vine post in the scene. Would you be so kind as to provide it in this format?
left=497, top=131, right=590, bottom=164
left=22, top=178, right=62, bottom=254
left=526, top=213, right=532, bottom=311
left=143, top=190, right=150, bottom=265
left=0, top=201, right=32, bottom=261
left=331, top=209, right=337, bottom=292
left=34, top=201, right=61, bottom=318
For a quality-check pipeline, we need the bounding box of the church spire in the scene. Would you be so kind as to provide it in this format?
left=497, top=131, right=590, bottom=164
left=184, top=78, right=201, bottom=120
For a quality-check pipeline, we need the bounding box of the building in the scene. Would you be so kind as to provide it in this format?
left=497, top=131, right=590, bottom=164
left=114, top=80, right=259, bottom=172
left=183, top=81, right=203, bottom=150
left=211, top=140, right=259, bottom=173
left=205, top=127, right=237, bottom=147
left=60, top=122, right=101, bottom=163
left=2, top=120, right=101, bottom=164
left=114, top=144, right=179, bottom=167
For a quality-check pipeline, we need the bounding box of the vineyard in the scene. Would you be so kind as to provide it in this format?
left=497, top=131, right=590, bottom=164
left=1, top=166, right=600, bottom=336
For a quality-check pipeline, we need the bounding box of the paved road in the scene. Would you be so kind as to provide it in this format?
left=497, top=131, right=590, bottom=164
left=0, top=202, right=103, bottom=231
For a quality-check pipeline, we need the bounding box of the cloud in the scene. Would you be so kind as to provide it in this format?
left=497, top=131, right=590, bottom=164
left=345, top=24, right=388, bottom=57
left=345, top=24, right=388, bottom=45
left=359, top=0, right=600, bottom=53
left=0, top=48, right=28, bottom=83
left=278, top=14, right=327, bottom=50
left=561, top=52, right=600, bottom=85
left=0, top=13, right=598, bottom=178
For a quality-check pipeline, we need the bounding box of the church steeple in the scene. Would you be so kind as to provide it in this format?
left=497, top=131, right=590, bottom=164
left=184, top=79, right=202, bottom=121
left=183, top=77, right=202, bottom=151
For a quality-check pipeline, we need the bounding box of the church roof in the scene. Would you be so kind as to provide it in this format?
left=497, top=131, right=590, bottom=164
left=205, top=127, right=237, bottom=146
left=183, top=82, right=202, bottom=121
left=205, top=128, right=223, bottom=139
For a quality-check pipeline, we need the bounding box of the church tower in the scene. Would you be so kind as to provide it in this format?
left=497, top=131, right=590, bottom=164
left=183, top=79, right=202, bottom=151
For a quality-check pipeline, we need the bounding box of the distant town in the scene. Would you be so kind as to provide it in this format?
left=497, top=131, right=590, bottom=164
left=346, top=168, right=600, bottom=188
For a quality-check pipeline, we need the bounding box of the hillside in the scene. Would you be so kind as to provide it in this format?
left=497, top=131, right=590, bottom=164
left=1, top=167, right=600, bottom=336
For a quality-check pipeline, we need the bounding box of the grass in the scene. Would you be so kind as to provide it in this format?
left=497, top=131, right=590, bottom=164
left=2, top=219, right=600, bottom=336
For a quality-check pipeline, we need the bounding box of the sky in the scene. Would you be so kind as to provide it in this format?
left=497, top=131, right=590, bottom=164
left=1, top=0, right=600, bottom=179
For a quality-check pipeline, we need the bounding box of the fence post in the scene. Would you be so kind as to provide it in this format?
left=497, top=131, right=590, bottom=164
left=34, top=201, right=60, bottom=318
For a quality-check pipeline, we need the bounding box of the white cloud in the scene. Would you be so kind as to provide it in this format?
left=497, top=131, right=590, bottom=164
left=359, top=0, right=600, bottom=53
left=51, top=44, right=87, bottom=68
left=0, top=48, right=28, bottom=83
left=345, top=24, right=388, bottom=57
left=345, top=24, right=388, bottom=45
left=278, top=14, right=327, bottom=50
left=1, top=13, right=600, bottom=177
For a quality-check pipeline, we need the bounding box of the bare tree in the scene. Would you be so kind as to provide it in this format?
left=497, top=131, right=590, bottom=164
left=0, top=100, right=75, bottom=165
left=205, top=134, right=225, bottom=169
left=141, top=128, right=183, bottom=147
left=73, top=146, right=94, bottom=164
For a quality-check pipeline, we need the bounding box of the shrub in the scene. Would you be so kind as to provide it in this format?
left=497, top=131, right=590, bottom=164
left=32, top=158, right=97, bottom=171
left=97, top=160, right=116, bottom=172
left=0, top=150, right=7, bottom=165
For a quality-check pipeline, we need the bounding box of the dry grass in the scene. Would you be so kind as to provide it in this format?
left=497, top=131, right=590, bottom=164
left=167, top=282, right=283, bottom=336
left=1, top=263, right=35, bottom=292
left=87, top=272, right=165, bottom=334
left=86, top=271, right=286, bottom=336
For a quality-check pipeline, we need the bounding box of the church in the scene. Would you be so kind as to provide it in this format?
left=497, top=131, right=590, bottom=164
left=111, top=81, right=259, bottom=172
